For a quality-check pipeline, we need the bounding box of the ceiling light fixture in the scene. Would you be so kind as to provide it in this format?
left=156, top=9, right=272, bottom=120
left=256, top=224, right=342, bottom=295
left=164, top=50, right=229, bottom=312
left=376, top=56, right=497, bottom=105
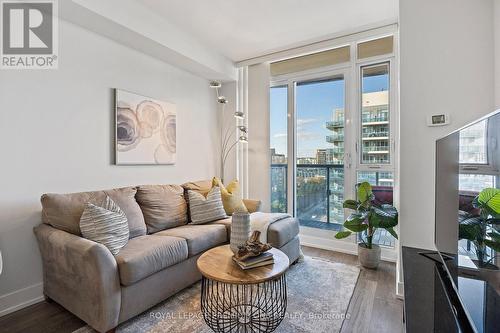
left=209, top=81, right=222, bottom=88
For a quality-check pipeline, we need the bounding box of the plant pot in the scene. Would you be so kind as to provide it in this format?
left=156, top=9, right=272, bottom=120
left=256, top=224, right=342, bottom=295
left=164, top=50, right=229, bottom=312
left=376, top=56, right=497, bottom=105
left=358, top=243, right=381, bottom=269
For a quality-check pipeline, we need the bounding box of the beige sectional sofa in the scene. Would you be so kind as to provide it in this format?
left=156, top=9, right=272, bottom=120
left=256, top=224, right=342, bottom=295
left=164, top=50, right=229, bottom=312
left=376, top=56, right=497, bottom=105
left=34, top=180, right=300, bottom=333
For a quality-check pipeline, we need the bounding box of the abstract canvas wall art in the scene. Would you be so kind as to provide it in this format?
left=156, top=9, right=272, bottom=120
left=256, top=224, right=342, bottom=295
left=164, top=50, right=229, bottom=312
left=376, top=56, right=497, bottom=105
left=115, top=89, right=176, bottom=165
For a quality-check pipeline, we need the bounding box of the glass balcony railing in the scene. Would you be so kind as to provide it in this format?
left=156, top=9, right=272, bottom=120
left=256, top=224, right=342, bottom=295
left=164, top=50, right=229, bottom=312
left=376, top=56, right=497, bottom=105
left=326, top=120, right=344, bottom=129
left=270, top=164, right=396, bottom=247
left=326, top=134, right=345, bottom=143
left=271, top=164, right=346, bottom=227
left=270, top=163, right=287, bottom=213
left=330, top=171, right=344, bottom=180
left=363, top=145, right=389, bottom=152
left=362, top=131, right=389, bottom=138
left=362, top=115, right=389, bottom=123
left=330, top=187, right=343, bottom=194
left=331, top=147, right=344, bottom=154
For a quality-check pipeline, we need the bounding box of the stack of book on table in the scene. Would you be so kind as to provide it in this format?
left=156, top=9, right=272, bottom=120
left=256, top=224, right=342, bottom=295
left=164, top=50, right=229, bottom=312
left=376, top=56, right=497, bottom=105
left=232, top=251, right=274, bottom=270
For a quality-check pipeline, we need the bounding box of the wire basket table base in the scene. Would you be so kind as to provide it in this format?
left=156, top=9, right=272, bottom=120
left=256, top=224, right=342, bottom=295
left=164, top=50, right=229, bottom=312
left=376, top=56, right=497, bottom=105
left=201, top=274, right=287, bottom=333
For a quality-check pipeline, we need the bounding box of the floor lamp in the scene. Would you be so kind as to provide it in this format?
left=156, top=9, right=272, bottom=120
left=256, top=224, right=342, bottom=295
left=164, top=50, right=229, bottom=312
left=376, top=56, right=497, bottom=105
left=210, top=81, right=247, bottom=183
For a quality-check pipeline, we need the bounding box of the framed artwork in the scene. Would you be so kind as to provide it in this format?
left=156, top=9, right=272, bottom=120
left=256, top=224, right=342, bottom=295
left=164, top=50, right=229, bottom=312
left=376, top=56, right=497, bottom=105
left=115, top=89, right=176, bottom=165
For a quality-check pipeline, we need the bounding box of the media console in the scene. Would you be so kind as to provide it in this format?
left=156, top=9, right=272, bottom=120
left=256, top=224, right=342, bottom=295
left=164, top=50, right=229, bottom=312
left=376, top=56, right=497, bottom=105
left=402, top=246, right=473, bottom=332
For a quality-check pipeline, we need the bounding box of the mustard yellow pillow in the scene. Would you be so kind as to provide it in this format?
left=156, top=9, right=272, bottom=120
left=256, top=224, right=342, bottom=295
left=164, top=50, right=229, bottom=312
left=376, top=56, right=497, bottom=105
left=212, top=177, right=248, bottom=215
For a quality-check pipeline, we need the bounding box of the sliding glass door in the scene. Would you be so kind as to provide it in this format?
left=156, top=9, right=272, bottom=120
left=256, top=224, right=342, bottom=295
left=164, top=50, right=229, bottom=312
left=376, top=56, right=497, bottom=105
left=270, top=71, right=349, bottom=230
left=295, top=76, right=346, bottom=229
left=269, top=35, right=398, bottom=258
left=270, top=63, right=396, bottom=248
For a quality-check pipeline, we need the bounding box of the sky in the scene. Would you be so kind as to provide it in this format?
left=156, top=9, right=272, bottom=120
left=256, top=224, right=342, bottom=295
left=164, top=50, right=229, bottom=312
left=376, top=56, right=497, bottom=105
left=270, top=73, right=388, bottom=158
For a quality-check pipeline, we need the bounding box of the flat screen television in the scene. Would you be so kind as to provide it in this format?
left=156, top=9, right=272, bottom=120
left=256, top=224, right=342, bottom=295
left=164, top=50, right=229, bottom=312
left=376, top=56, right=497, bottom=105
left=435, top=110, right=500, bottom=332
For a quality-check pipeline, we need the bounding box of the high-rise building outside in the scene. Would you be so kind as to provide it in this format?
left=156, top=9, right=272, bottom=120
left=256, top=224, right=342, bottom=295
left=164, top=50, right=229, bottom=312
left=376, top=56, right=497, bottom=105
left=361, top=91, right=390, bottom=164
left=325, top=108, right=345, bottom=165
left=316, top=149, right=327, bottom=164
left=324, top=108, right=346, bottom=224
left=297, top=157, right=317, bottom=165
left=270, top=148, right=287, bottom=164
left=270, top=149, right=287, bottom=213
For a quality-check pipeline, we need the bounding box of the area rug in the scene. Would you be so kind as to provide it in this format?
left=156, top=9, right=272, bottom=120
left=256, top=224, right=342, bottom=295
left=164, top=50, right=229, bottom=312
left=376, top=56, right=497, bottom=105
left=73, top=257, right=360, bottom=333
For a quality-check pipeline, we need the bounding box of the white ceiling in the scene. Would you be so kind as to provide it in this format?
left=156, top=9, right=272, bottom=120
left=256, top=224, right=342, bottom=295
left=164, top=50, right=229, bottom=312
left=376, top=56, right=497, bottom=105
left=138, top=0, right=398, bottom=62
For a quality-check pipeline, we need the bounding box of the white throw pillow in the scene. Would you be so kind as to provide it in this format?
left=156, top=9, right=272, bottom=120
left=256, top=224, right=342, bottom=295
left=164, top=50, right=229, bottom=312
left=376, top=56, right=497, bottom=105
left=188, top=186, right=227, bottom=224
left=80, top=196, right=129, bottom=255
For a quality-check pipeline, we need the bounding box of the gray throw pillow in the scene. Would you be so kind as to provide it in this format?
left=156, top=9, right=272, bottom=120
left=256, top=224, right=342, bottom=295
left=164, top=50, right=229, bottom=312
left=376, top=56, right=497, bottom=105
left=136, top=184, right=188, bottom=233
left=80, top=196, right=129, bottom=255
left=188, top=187, right=227, bottom=224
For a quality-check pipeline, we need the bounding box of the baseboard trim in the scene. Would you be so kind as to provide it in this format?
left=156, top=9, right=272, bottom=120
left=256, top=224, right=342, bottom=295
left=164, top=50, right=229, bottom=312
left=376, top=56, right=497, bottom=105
left=0, top=282, right=44, bottom=317
left=301, top=234, right=358, bottom=255
left=300, top=233, right=397, bottom=263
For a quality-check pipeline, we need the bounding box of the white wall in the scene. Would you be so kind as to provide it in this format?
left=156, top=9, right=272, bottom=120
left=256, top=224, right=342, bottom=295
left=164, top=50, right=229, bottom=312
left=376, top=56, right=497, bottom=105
left=399, top=0, right=495, bottom=250
left=495, top=0, right=500, bottom=108
left=61, top=0, right=237, bottom=81
left=247, top=64, right=271, bottom=210
left=0, top=20, right=219, bottom=315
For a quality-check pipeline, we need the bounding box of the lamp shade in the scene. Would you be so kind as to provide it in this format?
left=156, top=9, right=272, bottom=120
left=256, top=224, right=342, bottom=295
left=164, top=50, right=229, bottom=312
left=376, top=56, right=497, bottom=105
left=239, top=136, right=248, bottom=143
left=218, top=96, right=228, bottom=104
left=209, top=81, right=221, bottom=88
left=234, top=111, right=245, bottom=119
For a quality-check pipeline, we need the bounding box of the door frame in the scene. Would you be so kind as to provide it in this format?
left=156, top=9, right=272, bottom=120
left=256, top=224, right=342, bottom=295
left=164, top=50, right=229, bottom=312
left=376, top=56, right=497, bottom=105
left=270, top=66, right=353, bottom=224
left=270, top=58, right=399, bottom=261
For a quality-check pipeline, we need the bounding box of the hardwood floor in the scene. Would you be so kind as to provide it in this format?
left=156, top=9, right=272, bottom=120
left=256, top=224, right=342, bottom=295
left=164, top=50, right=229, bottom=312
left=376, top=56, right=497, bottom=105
left=302, top=246, right=404, bottom=333
left=0, top=246, right=403, bottom=333
left=0, top=300, right=84, bottom=333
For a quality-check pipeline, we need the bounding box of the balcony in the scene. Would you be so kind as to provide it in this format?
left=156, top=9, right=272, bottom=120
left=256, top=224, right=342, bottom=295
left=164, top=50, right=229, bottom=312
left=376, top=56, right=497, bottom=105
left=362, top=131, right=389, bottom=140
left=362, top=115, right=389, bottom=124
left=326, top=134, right=344, bottom=143
left=330, top=171, right=344, bottom=180
left=326, top=120, right=344, bottom=130
left=330, top=147, right=344, bottom=154
left=363, top=145, right=389, bottom=153
left=362, top=157, right=390, bottom=164
left=270, top=164, right=395, bottom=247
left=296, top=164, right=345, bottom=226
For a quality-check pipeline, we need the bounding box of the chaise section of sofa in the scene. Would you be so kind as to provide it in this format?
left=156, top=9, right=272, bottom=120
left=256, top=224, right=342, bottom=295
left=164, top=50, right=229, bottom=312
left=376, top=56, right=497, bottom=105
left=34, top=181, right=300, bottom=332
left=210, top=216, right=300, bottom=263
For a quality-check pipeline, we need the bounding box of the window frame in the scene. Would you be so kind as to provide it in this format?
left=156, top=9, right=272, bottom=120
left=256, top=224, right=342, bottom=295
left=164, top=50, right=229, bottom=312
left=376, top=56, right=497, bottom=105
left=270, top=67, right=352, bottom=217
left=268, top=31, right=400, bottom=257
left=269, top=85, right=289, bottom=213
left=355, top=59, right=397, bottom=173
left=352, top=47, right=398, bottom=249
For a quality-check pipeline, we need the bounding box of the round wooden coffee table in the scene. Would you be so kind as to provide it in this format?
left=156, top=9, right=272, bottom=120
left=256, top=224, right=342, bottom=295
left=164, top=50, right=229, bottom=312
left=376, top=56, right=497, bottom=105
left=197, top=245, right=290, bottom=333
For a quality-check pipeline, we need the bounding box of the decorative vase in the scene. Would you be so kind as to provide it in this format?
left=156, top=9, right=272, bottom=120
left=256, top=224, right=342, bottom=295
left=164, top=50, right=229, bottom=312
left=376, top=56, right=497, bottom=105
left=358, top=243, right=381, bottom=269
left=230, top=212, right=251, bottom=254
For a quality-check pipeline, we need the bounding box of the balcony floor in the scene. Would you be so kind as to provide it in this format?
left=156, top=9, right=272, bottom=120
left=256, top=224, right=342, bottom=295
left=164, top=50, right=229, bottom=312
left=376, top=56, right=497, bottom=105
left=299, top=219, right=343, bottom=231
left=300, top=218, right=396, bottom=247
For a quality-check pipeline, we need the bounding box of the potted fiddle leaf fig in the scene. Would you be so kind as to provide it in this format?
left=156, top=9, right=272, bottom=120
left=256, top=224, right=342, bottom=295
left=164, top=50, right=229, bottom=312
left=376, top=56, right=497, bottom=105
left=459, top=188, right=500, bottom=267
left=335, top=182, right=398, bottom=269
